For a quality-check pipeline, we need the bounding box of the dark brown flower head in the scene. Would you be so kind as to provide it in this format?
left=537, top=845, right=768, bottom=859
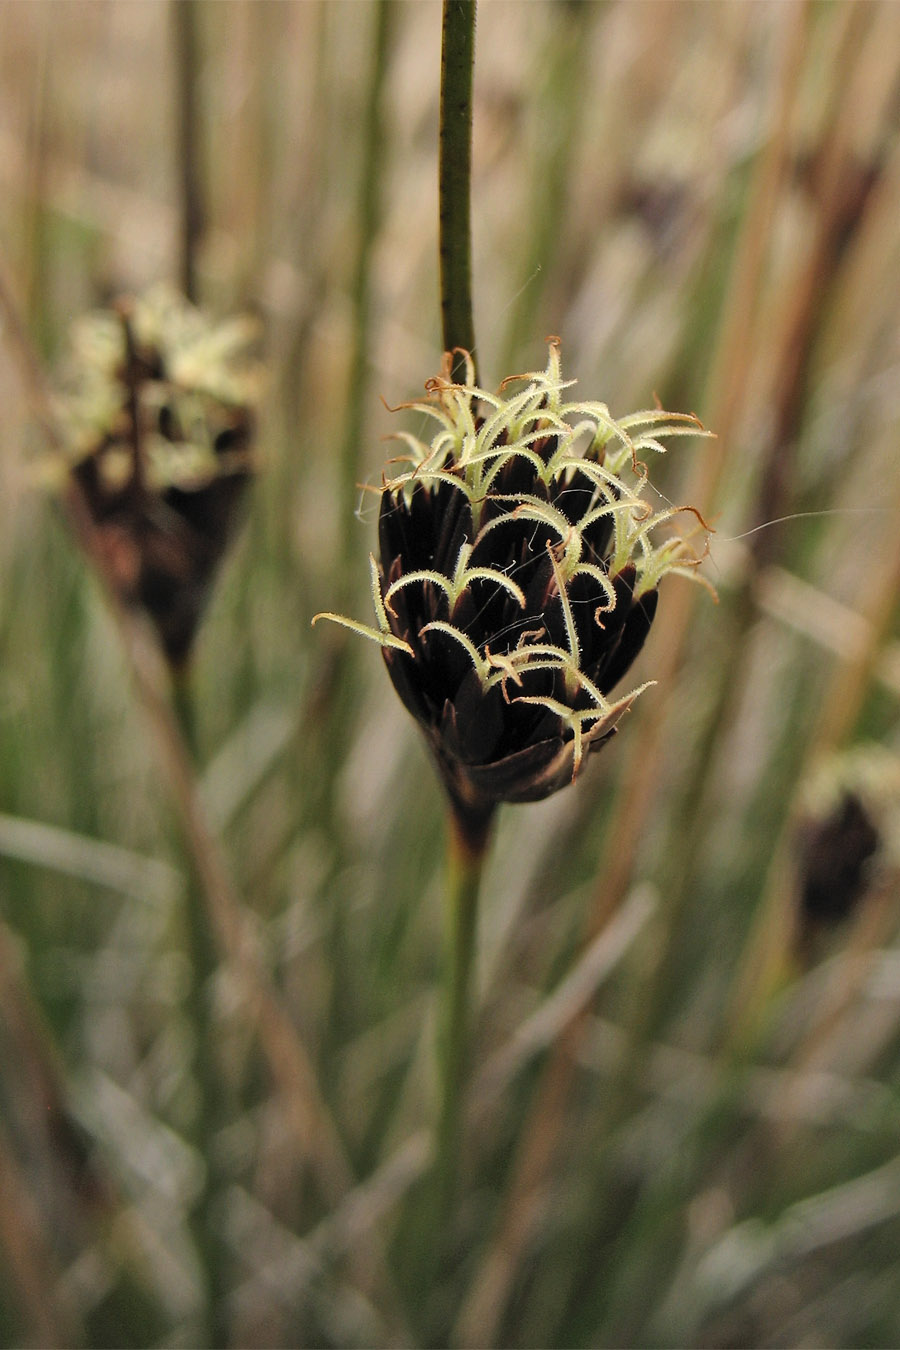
left=57, top=285, right=263, bottom=668
left=796, top=746, right=900, bottom=933
left=316, top=342, right=710, bottom=823
left=798, top=791, right=879, bottom=925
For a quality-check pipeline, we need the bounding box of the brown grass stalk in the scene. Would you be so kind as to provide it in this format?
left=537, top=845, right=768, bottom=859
left=0, top=1112, right=82, bottom=1347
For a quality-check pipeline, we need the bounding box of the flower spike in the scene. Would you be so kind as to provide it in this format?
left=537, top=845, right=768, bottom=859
left=314, top=341, right=712, bottom=815
left=56, top=283, right=263, bottom=668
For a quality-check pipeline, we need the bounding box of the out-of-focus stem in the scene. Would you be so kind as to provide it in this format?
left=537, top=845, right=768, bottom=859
left=171, top=671, right=228, bottom=1348
left=0, top=250, right=63, bottom=452
left=439, top=0, right=477, bottom=382
left=171, top=668, right=198, bottom=760
left=498, top=2, right=591, bottom=374
left=0, top=1113, right=81, bottom=1347
left=173, top=0, right=204, bottom=303
left=337, top=0, right=393, bottom=599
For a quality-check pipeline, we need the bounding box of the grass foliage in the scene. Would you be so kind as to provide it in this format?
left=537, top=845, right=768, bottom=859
left=2, top=2, right=900, bottom=1345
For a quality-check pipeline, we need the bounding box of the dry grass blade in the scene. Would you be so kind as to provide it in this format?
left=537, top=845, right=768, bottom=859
left=0, top=1113, right=82, bottom=1347
left=0, top=812, right=179, bottom=903
left=118, top=623, right=412, bottom=1342
left=200, top=701, right=298, bottom=829
left=455, top=888, right=655, bottom=1345
left=4, top=3, right=900, bottom=1345
left=689, top=1151, right=900, bottom=1313
left=471, top=884, right=657, bottom=1112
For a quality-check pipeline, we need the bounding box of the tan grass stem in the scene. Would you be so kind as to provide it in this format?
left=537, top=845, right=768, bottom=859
left=172, top=0, right=205, bottom=304
left=0, top=1111, right=82, bottom=1346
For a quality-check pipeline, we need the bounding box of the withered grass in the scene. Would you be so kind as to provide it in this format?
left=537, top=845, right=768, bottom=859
left=2, top=3, right=900, bottom=1346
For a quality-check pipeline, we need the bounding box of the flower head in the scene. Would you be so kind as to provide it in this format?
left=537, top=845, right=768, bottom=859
left=796, top=745, right=900, bottom=930
left=55, top=284, right=263, bottom=668
left=316, top=341, right=710, bottom=827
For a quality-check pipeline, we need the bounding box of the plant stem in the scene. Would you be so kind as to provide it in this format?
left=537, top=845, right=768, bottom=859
left=172, top=0, right=204, bottom=303
left=171, top=667, right=198, bottom=760
left=436, top=804, right=492, bottom=1215
left=0, top=1111, right=81, bottom=1347
left=172, top=669, right=227, bottom=1348
left=432, top=1, right=482, bottom=1190
left=439, top=0, right=477, bottom=381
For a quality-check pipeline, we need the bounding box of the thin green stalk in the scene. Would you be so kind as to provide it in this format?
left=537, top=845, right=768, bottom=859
left=172, top=670, right=227, bottom=1348
left=435, top=805, right=492, bottom=1215
left=439, top=0, right=477, bottom=381
left=172, top=0, right=204, bottom=303
left=428, top=0, right=483, bottom=1263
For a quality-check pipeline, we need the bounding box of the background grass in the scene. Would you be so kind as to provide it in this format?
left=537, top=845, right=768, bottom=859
left=2, top=1, right=900, bottom=1345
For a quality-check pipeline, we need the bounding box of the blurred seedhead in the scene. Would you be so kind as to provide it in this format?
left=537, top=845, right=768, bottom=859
left=796, top=743, right=900, bottom=934
left=49, top=284, right=264, bottom=669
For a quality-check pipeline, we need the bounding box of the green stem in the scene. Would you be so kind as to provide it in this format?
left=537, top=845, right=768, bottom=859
left=172, top=670, right=227, bottom=1347
left=171, top=667, right=198, bottom=760
left=436, top=804, right=492, bottom=1214
left=439, top=0, right=477, bottom=382
left=431, top=2, right=482, bottom=1198
left=172, top=0, right=204, bottom=303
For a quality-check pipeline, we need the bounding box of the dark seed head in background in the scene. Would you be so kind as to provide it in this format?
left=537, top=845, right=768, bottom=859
left=57, top=285, right=264, bottom=668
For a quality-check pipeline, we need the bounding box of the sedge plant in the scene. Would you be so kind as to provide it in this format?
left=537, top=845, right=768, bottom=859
left=314, top=0, right=713, bottom=1248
